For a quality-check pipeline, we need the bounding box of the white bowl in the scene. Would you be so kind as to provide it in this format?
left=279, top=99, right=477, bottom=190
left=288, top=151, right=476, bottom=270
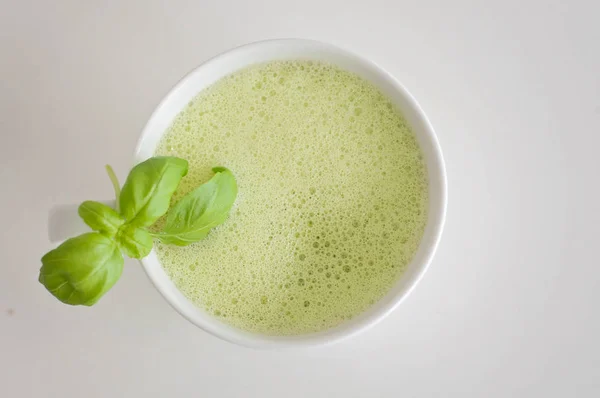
left=135, top=39, right=447, bottom=348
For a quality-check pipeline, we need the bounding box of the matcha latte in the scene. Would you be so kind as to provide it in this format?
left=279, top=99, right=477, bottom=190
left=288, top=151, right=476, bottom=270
left=154, top=61, right=428, bottom=335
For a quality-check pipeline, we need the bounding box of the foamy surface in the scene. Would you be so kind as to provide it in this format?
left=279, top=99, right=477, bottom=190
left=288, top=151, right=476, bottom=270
left=154, top=61, right=428, bottom=335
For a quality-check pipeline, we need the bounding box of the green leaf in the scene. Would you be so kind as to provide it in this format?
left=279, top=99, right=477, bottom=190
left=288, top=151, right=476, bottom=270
left=39, top=233, right=124, bottom=306
left=119, top=156, right=188, bottom=227
left=156, top=167, right=237, bottom=246
left=116, top=224, right=153, bottom=259
left=78, top=200, right=124, bottom=237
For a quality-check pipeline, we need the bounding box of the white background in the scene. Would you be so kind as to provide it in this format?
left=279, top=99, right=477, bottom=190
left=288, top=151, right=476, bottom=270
left=1, top=1, right=599, bottom=397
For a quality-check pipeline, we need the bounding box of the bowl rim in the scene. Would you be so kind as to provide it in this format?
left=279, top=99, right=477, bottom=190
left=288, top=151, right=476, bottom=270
left=135, top=38, right=447, bottom=348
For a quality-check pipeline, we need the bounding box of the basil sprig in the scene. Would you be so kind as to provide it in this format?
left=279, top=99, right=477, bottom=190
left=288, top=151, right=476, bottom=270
left=39, top=157, right=237, bottom=306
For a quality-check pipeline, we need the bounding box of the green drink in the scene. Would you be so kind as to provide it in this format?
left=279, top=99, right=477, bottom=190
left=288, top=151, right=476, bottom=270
left=154, top=61, right=428, bottom=335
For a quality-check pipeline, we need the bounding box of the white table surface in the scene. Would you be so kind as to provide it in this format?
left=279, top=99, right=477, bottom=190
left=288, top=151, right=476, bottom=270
left=1, top=1, right=599, bottom=397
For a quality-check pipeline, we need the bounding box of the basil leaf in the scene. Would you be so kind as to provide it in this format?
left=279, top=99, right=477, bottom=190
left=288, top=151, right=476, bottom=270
left=39, top=233, right=124, bottom=306
left=78, top=200, right=124, bottom=237
left=115, top=224, right=153, bottom=259
left=119, top=156, right=188, bottom=227
left=157, top=167, right=237, bottom=246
